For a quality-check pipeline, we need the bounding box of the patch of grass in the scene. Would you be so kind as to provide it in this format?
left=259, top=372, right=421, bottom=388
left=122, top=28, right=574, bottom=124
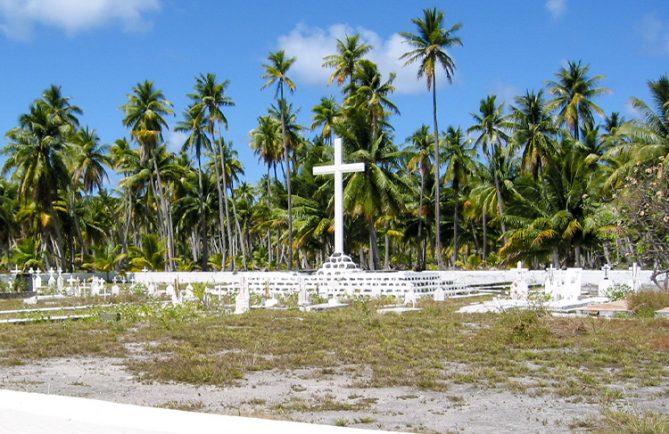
left=596, top=409, right=669, bottom=433
left=159, top=400, right=205, bottom=412
left=2, top=298, right=669, bottom=408
left=273, top=394, right=369, bottom=413
left=334, top=418, right=348, bottom=427
left=628, top=290, right=669, bottom=316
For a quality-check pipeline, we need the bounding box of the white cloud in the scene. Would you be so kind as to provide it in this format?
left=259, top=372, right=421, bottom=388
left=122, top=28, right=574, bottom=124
left=639, top=14, right=669, bottom=55
left=277, top=23, right=459, bottom=95
left=624, top=100, right=643, bottom=120
left=488, top=81, right=520, bottom=106
left=0, top=0, right=160, bottom=39
left=545, top=0, right=567, bottom=19
left=165, top=130, right=187, bottom=154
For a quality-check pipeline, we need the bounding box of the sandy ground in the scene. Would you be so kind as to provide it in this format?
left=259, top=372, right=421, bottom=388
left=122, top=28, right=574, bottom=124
left=2, top=354, right=667, bottom=434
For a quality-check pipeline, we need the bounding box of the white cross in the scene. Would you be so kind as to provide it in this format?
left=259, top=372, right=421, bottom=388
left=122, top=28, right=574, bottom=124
left=313, top=138, right=364, bottom=254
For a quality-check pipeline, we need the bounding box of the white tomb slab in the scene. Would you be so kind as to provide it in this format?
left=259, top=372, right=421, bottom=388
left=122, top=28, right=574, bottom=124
left=560, top=268, right=582, bottom=301
left=598, top=264, right=612, bottom=297
left=47, top=268, right=56, bottom=288
left=629, top=262, right=640, bottom=292
left=234, top=285, right=250, bottom=315
left=510, top=263, right=529, bottom=300
left=433, top=287, right=445, bottom=302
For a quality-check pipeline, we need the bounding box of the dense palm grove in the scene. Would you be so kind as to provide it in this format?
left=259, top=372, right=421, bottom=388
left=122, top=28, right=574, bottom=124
left=0, top=9, right=667, bottom=276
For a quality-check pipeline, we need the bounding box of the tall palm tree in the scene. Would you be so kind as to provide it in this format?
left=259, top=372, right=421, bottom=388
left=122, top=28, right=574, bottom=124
left=511, top=90, right=558, bottom=179
left=121, top=80, right=176, bottom=270
left=626, top=74, right=669, bottom=164
left=2, top=90, right=78, bottom=267
left=347, top=60, right=399, bottom=144
left=175, top=103, right=211, bottom=269
left=322, top=34, right=372, bottom=91
left=71, top=127, right=111, bottom=194
left=39, top=84, right=82, bottom=130
left=443, top=126, right=476, bottom=265
left=311, top=96, right=340, bottom=145
left=187, top=73, right=235, bottom=269
left=400, top=7, right=462, bottom=269
left=250, top=115, right=282, bottom=266
left=261, top=49, right=297, bottom=269
left=406, top=125, right=433, bottom=268
left=546, top=60, right=608, bottom=141
left=468, top=95, right=512, bottom=238
left=345, top=135, right=405, bottom=270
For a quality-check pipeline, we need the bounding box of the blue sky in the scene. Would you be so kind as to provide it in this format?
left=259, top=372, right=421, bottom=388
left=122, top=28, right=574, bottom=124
left=1, top=0, right=668, bottom=186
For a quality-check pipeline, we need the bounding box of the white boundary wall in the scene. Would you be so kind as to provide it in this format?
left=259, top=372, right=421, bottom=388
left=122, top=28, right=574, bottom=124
left=131, top=268, right=657, bottom=298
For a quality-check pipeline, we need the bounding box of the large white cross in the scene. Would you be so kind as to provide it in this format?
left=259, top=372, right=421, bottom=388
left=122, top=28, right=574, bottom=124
left=312, top=138, right=364, bottom=254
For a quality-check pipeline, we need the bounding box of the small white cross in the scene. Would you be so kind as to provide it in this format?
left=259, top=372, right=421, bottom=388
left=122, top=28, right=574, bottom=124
left=313, top=138, right=364, bottom=254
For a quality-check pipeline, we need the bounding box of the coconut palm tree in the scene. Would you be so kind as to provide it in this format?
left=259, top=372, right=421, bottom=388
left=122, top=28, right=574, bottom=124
left=468, top=95, right=512, bottom=238
left=346, top=60, right=399, bottom=145
left=625, top=74, right=669, bottom=164
left=406, top=125, right=433, bottom=268
left=443, top=126, right=476, bottom=265
left=511, top=90, right=559, bottom=179
left=345, top=134, right=405, bottom=270
left=311, top=96, right=340, bottom=145
left=71, top=127, right=111, bottom=194
left=121, top=80, right=175, bottom=270
left=187, top=73, right=235, bottom=269
left=400, top=7, right=462, bottom=269
left=546, top=60, right=608, bottom=141
left=261, top=49, right=297, bottom=269
left=322, top=34, right=372, bottom=91
left=3, top=100, right=72, bottom=266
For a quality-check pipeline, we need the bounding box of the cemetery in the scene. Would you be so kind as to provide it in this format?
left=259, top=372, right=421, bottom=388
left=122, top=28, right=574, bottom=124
left=1, top=139, right=668, bottom=432
left=1, top=253, right=669, bottom=433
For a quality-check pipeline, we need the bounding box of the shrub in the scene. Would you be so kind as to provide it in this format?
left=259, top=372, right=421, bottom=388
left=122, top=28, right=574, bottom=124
left=499, top=308, right=552, bottom=345
left=605, top=283, right=632, bottom=301
left=627, top=290, right=669, bottom=317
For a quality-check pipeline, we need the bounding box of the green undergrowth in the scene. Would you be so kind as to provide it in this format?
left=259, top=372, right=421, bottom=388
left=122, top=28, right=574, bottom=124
left=1, top=298, right=668, bottom=403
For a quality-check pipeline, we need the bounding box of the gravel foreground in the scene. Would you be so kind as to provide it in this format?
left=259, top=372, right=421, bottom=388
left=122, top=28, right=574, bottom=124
left=2, top=356, right=667, bottom=433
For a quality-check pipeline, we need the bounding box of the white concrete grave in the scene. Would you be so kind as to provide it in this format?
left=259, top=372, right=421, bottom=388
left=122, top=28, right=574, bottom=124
left=510, top=261, right=529, bottom=300
left=598, top=264, right=612, bottom=297
left=629, top=262, right=640, bottom=292
left=298, top=280, right=309, bottom=306
left=403, top=288, right=417, bottom=308
left=433, top=287, right=445, bottom=302
left=56, top=268, right=64, bottom=293
left=234, top=280, right=250, bottom=314
left=48, top=268, right=56, bottom=288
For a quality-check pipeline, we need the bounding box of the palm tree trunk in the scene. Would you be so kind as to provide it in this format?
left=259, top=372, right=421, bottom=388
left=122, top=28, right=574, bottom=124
left=368, top=219, right=380, bottom=270
left=212, top=145, right=227, bottom=269
left=46, top=202, right=65, bottom=270
left=279, top=97, right=293, bottom=270
left=151, top=157, right=175, bottom=271
left=384, top=231, right=390, bottom=270
left=452, top=184, right=459, bottom=265
left=218, top=142, right=234, bottom=271
left=229, top=180, right=247, bottom=270
left=266, top=167, right=272, bottom=266
left=417, top=169, right=426, bottom=269
left=197, top=157, right=208, bottom=271
left=492, top=167, right=507, bottom=238
left=482, top=208, right=488, bottom=263
left=432, top=76, right=444, bottom=270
